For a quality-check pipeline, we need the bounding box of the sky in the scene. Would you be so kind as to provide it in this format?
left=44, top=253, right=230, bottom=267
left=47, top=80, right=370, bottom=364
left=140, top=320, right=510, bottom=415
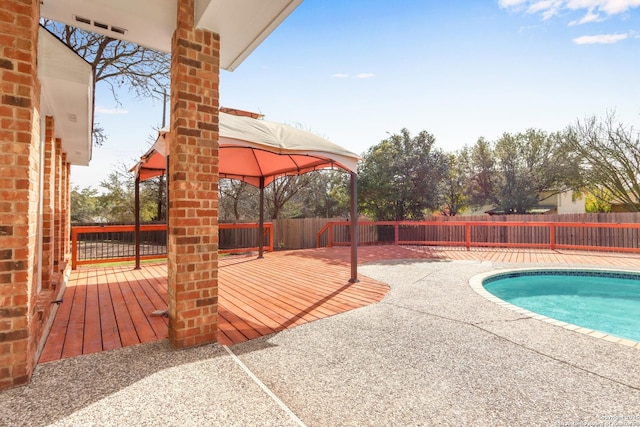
left=71, top=0, right=640, bottom=190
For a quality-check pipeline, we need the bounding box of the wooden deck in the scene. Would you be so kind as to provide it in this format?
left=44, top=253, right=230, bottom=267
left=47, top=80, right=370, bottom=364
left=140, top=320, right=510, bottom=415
left=39, top=246, right=640, bottom=363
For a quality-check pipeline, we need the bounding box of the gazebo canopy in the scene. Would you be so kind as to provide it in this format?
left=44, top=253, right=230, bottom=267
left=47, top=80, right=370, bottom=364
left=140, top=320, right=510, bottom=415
left=132, top=109, right=361, bottom=281
left=133, top=110, right=360, bottom=187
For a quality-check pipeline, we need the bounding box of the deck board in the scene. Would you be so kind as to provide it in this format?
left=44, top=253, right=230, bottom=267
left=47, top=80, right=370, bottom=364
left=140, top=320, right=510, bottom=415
left=39, top=246, right=640, bottom=363
left=98, top=276, right=120, bottom=352
left=61, top=283, right=86, bottom=359
left=82, top=274, right=102, bottom=355
left=109, top=271, right=140, bottom=347
left=39, top=285, right=75, bottom=362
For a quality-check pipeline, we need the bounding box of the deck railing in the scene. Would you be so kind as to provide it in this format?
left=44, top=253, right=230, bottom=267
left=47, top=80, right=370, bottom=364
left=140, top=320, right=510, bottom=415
left=71, top=223, right=273, bottom=269
left=317, top=220, right=640, bottom=253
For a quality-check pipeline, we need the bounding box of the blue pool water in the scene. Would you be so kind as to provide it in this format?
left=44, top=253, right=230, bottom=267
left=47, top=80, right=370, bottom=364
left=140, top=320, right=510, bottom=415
left=483, top=271, right=640, bottom=342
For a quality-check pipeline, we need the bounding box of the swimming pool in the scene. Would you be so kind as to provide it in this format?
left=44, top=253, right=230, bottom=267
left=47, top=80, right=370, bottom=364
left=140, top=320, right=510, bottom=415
left=470, top=269, right=640, bottom=345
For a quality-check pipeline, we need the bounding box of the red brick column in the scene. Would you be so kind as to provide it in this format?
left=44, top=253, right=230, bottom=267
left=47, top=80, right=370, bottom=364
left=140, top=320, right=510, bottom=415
left=61, top=156, right=70, bottom=265
left=167, top=0, right=220, bottom=348
left=53, top=138, right=62, bottom=270
left=41, top=116, right=56, bottom=288
left=0, top=0, right=41, bottom=390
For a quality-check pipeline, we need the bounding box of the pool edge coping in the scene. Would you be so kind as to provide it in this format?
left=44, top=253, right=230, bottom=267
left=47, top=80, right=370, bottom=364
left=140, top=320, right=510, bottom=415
left=469, top=267, right=640, bottom=350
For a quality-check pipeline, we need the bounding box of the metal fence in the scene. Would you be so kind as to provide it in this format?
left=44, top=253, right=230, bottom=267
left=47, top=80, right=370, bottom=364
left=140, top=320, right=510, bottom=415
left=71, top=223, right=273, bottom=268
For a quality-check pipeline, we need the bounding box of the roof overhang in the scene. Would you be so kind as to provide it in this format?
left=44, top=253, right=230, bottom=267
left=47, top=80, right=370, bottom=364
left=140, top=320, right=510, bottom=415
left=38, top=27, right=93, bottom=166
left=40, top=0, right=303, bottom=71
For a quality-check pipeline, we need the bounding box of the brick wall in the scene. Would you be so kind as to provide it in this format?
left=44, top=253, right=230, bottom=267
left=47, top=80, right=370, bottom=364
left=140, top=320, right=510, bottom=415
left=0, top=0, right=41, bottom=389
left=62, top=159, right=70, bottom=263
left=41, top=116, right=56, bottom=288
left=167, top=0, right=220, bottom=348
left=54, top=138, right=63, bottom=270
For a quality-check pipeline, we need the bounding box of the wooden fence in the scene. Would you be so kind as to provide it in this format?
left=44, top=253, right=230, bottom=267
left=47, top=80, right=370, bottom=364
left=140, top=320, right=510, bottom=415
left=317, top=212, right=640, bottom=253
left=271, top=218, right=334, bottom=249
left=71, top=213, right=640, bottom=268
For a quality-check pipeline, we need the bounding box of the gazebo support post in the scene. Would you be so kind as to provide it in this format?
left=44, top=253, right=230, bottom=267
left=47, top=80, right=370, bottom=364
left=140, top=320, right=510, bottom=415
left=258, top=176, right=265, bottom=259
left=134, top=174, right=141, bottom=270
left=349, top=171, right=359, bottom=283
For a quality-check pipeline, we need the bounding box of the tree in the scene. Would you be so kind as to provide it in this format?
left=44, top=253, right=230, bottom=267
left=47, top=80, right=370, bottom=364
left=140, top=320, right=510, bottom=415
left=566, top=114, right=640, bottom=212
left=84, top=162, right=158, bottom=223
left=438, top=150, right=471, bottom=216
left=70, top=186, right=101, bottom=222
left=219, top=179, right=259, bottom=221
left=296, top=170, right=351, bottom=218
left=97, top=163, right=136, bottom=222
left=585, top=188, right=613, bottom=213
left=469, top=130, right=580, bottom=214
left=358, top=129, right=447, bottom=220
left=264, top=175, right=315, bottom=219
left=42, top=20, right=170, bottom=145
left=467, top=137, right=497, bottom=208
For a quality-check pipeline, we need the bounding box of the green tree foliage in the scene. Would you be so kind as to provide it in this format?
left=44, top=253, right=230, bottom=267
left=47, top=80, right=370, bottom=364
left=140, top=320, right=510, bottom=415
left=98, top=165, right=136, bottom=222
left=297, top=170, right=351, bottom=218
left=585, top=188, right=613, bottom=213
left=358, top=129, right=447, bottom=220
left=468, top=130, right=580, bottom=214
left=70, top=186, right=101, bottom=222
left=71, top=163, right=160, bottom=223
left=438, top=150, right=470, bottom=216
left=467, top=137, right=497, bottom=208
left=566, top=114, right=640, bottom=212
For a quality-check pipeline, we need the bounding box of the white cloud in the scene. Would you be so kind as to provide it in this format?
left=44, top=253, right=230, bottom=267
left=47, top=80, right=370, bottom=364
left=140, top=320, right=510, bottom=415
left=528, top=0, right=564, bottom=19
left=354, top=73, right=375, bottom=79
left=95, top=106, right=128, bottom=115
left=567, top=0, right=640, bottom=15
left=331, top=73, right=349, bottom=78
left=501, top=0, right=640, bottom=18
left=573, top=32, right=628, bottom=43
left=569, top=9, right=603, bottom=24
left=498, top=0, right=528, bottom=7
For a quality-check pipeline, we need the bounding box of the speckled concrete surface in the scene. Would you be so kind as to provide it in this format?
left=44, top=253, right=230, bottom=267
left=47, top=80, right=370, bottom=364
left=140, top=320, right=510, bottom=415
left=2, top=258, right=639, bottom=427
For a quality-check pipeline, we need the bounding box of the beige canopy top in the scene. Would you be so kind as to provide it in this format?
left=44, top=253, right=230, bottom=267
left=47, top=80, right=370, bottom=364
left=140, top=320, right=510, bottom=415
left=133, top=111, right=360, bottom=187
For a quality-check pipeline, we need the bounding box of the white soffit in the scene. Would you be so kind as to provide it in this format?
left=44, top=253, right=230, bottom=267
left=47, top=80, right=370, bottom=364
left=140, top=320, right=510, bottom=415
left=38, top=27, right=93, bottom=166
left=195, top=0, right=303, bottom=71
left=40, top=0, right=303, bottom=71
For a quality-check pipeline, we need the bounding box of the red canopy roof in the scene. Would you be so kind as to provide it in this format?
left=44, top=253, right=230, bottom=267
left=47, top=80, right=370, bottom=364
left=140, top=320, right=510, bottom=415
left=132, top=112, right=360, bottom=187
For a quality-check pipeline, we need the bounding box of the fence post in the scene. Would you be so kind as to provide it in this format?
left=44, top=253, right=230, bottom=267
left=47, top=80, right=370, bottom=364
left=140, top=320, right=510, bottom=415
left=71, top=229, right=78, bottom=270
left=328, top=224, right=333, bottom=248
left=550, top=224, right=556, bottom=250
left=465, top=223, right=471, bottom=251
left=394, top=223, right=399, bottom=246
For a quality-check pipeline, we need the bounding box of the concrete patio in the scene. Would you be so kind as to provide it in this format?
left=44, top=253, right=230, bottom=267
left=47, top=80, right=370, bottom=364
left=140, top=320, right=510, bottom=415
left=2, top=248, right=640, bottom=426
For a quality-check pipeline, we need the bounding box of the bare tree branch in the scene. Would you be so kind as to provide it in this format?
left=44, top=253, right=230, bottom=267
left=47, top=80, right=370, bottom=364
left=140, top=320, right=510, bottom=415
left=41, top=19, right=170, bottom=146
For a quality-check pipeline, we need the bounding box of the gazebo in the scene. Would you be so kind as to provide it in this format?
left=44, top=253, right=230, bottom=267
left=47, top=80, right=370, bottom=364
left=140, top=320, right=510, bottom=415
left=132, top=109, right=361, bottom=281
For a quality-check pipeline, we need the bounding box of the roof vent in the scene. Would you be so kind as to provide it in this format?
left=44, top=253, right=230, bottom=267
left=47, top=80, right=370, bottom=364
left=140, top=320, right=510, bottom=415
left=74, top=16, right=91, bottom=25
left=73, top=16, right=128, bottom=36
